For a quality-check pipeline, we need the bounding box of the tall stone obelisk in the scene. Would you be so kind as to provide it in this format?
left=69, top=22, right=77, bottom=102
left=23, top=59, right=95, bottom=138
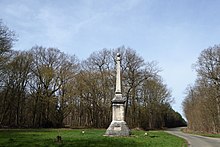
left=105, top=53, right=130, bottom=136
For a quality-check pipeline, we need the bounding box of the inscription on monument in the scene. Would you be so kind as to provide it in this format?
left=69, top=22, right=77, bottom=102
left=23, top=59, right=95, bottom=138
left=114, top=126, right=121, bottom=131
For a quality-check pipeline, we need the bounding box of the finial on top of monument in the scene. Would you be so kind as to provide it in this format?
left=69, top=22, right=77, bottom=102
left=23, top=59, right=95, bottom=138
left=116, top=53, right=121, bottom=61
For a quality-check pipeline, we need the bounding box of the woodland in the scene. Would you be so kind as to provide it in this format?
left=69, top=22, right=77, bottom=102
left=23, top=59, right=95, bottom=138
left=183, top=45, right=220, bottom=133
left=0, top=20, right=186, bottom=129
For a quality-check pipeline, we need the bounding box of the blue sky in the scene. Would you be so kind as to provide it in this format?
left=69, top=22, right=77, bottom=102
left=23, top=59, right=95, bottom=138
left=1, top=0, right=220, bottom=117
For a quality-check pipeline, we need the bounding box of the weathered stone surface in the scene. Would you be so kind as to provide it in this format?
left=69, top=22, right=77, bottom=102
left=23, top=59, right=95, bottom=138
left=112, top=94, right=126, bottom=103
left=105, top=53, right=130, bottom=136
left=115, top=53, right=121, bottom=94
left=105, top=121, right=130, bottom=136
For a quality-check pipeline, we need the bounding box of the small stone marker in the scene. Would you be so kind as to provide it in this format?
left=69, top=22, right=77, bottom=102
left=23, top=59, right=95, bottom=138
left=56, top=136, right=62, bottom=142
left=105, top=53, right=130, bottom=136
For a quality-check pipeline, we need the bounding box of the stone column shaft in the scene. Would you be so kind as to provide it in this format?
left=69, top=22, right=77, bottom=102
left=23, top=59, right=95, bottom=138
left=115, top=53, right=121, bottom=94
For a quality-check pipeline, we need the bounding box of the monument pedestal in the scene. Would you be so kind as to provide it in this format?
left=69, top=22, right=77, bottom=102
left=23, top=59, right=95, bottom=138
left=105, top=120, right=130, bottom=136
left=105, top=94, right=130, bottom=136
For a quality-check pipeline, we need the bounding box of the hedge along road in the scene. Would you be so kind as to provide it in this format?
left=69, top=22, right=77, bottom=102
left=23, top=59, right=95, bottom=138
left=166, top=128, right=220, bottom=147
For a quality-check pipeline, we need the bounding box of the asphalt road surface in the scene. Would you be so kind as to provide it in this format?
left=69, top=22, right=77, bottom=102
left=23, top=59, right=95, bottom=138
left=166, top=128, right=220, bottom=147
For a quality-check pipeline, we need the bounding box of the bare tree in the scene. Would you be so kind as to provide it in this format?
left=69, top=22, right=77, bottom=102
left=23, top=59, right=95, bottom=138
left=0, top=51, right=32, bottom=127
left=183, top=45, right=220, bottom=133
left=0, top=20, right=17, bottom=55
left=28, top=46, right=79, bottom=127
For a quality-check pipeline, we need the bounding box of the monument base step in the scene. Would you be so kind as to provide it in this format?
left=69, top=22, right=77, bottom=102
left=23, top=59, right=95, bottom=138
left=105, top=121, right=130, bottom=136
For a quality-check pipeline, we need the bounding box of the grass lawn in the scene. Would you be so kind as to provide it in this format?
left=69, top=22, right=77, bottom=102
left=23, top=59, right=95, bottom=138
left=0, top=129, right=187, bottom=147
left=201, top=133, right=220, bottom=138
left=181, top=128, right=220, bottom=138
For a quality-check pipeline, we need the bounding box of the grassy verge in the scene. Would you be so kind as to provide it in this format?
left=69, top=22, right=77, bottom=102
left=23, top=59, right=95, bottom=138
left=0, top=129, right=187, bottom=147
left=181, top=128, right=220, bottom=138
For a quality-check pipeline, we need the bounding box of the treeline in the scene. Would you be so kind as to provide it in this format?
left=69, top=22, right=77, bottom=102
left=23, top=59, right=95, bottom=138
left=0, top=20, right=186, bottom=129
left=183, top=45, right=220, bottom=133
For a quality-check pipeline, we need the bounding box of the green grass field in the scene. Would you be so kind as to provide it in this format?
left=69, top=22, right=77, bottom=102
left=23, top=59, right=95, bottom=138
left=201, top=133, right=220, bottom=138
left=0, top=129, right=187, bottom=147
left=181, top=128, right=220, bottom=138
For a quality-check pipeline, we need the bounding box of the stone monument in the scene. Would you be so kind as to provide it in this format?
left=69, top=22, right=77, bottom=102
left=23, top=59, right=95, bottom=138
left=105, top=53, right=130, bottom=136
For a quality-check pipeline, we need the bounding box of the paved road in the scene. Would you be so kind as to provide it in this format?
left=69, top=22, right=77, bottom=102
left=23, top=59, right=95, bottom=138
left=166, top=128, right=220, bottom=147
